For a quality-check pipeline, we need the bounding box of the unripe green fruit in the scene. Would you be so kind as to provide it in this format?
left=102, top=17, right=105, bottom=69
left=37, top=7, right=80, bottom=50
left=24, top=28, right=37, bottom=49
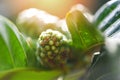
left=37, top=29, right=70, bottom=68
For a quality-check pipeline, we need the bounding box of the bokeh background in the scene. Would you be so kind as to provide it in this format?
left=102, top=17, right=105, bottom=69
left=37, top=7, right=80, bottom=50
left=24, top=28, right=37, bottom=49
left=0, top=0, right=108, bottom=21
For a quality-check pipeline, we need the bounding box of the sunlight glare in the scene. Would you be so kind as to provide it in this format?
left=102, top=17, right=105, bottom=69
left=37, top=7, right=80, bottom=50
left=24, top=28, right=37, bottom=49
left=19, top=8, right=59, bottom=24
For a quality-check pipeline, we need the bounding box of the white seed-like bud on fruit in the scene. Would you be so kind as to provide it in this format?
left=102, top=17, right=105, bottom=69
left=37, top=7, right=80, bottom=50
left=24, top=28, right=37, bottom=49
left=49, top=40, right=54, bottom=45
left=45, top=45, right=50, bottom=50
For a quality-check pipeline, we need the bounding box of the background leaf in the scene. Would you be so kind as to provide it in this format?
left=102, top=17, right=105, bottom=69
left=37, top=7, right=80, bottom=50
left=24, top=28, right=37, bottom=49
left=19, top=34, right=40, bottom=68
left=0, top=15, right=27, bottom=71
left=0, top=68, right=62, bottom=80
left=94, top=0, right=120, bottom=37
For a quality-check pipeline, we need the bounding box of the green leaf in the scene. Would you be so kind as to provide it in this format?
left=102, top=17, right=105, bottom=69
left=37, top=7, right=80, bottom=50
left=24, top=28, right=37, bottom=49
left=94, top=0, right=120, bottom=37
left=98, top=6, right=120, bottom=32
left=94, top=0, right=120, bottom=26
left=19, top=34, right=39, bottom=68
left=0, top=15, right=27, bottom=71
left=0, top=68, right=62, bottom=80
